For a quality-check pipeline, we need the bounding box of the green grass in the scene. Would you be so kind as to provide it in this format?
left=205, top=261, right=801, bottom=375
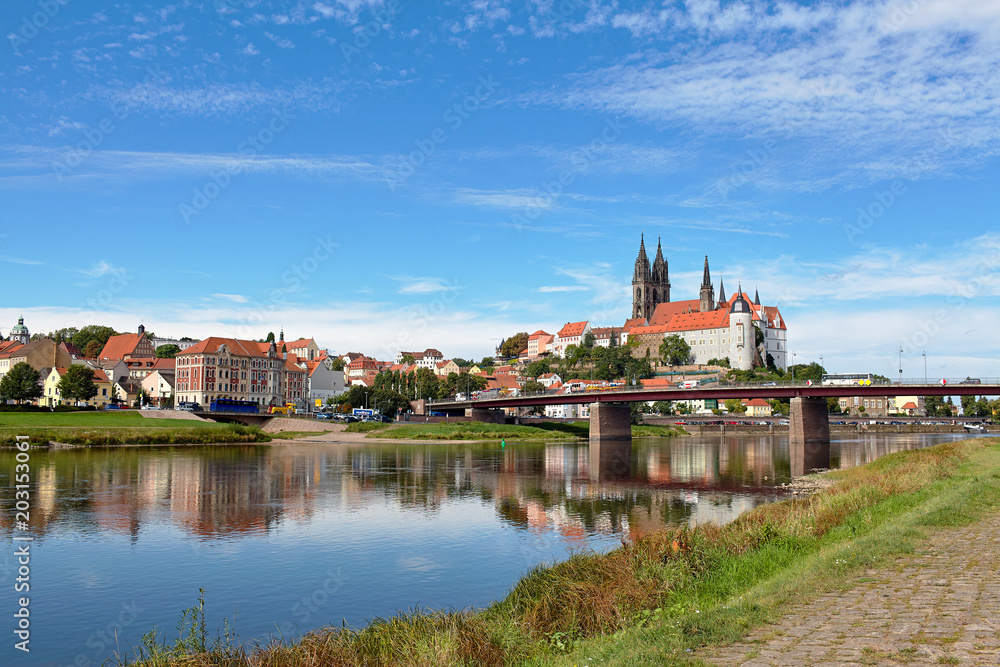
left=345, top=421, right=390, bottom=433
left=0, top=411, right=270, bottom=446
left=121, top=437, right=1000, bottom=667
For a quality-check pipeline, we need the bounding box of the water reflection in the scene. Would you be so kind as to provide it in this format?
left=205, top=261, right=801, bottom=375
left=0, top=432, right=979, bottom=666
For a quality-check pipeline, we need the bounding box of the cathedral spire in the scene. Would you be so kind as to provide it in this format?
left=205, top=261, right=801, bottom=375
left=718, top=279, right=727, bottom=304
left=699, top=255, right=715, bottom=312
left=753, top=287, right=760, bottom=305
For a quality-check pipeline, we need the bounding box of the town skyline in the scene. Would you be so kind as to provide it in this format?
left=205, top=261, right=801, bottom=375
left=2, top=1, right=998, bottom=379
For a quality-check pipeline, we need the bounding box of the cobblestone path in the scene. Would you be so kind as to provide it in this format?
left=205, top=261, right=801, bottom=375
left=700, top=512, right=1000, bottom=665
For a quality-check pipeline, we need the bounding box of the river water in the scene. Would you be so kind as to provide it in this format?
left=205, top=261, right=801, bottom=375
left=0, top=432, right=980, bottom=665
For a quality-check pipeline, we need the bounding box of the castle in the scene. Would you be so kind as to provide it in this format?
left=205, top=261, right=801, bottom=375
left=626, top=236, right=788, bottom=371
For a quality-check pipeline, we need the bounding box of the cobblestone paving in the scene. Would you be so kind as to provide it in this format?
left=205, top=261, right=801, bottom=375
left=700, top=513, right=1000, bottom=666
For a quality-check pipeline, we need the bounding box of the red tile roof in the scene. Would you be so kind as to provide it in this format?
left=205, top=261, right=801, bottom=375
left=743, top=398, right=770, bottom=407
left=179, top=337, right=270, bottom=358
left=901, top=401, right=918, bottom=410
left=528, top=330, right=551, bottom=339
left=99, top=333, right=152, bottom=360
left=558, top=321, right=588, bottom=337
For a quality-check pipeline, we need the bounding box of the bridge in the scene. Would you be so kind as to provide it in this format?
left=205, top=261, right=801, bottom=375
left=428, top=378, right=999, bottom=476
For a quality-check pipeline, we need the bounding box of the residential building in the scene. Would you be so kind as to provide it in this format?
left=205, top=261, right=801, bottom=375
left=301, top=358, right=346, bottom=408
left=41, top=367, right=114, bottom=408
left=836, top=395, right=892, bottom=416
left=552, top=321, right=591, bottom=358
left=0, top=338, right=73, bottom=381
left=73, top=358, right=129, bottom=386
left=284, top=358, right=307, bottom=406
left=526, top=330, right=553, bottom=359
left=285, top=337, right=322, bottom=361
left=149, top=336, right=199, bottom=352
left=126, top=357, right=176, bottom=382
left=141, top=370, right=175, bottom=406
left=396, top=349, right=445, bottom=368
left=347, top=356, right=378, bottom=378
left=434, top=359, right=461, bottom=377
left=536, top=372, right=562, bottom=388
left=888, top=395, right=926, bottom=416
left=174, top=337, right=287, bottom=408
left=742, top=398, right=772, bottom=417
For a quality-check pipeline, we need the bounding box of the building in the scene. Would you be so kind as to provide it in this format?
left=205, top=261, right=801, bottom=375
left=41, top=367, right=114, bottom=408
left=836, top=395, right=892, bottom=416
left=141, top=370, right=175, bottom=406
left=742, top=398, right=772, bottom=417
left=284, top=337, right=322, bottom=361
left=625, top=238, right=788, bottom=371
left=0, top=338, right=73, bottom=382
left=631, top=234, right=670, bottom=320
left=552, top=321, right=591, bottom=358
left=301, top=358, right=346, bottom=408
left=526, top=330, right=554, bottom=359
left=126, top=357, right=176, bottom=382
left=9, top=316, right=30, bottom=345
left=100, top=324, right=156, bottom=360
left=174, top=337, right=288, bottom=408
left=149, top=336, right=198, bottom=352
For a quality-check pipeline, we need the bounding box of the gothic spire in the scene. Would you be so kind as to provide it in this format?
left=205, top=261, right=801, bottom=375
left=753, top=287, right=760, bottom=305
left=633, top=233, right=650, bottom=282
left=718, top=279, right=727, bottom=303
left=701, top=255, right=711, bottom=288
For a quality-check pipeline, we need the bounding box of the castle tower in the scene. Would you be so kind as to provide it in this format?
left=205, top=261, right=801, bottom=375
left=699, top=256, right=715, bottom=312
left=728, top=285, right=754, bottom=371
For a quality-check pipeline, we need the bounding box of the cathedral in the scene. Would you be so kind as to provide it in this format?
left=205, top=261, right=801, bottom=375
left=627, top=236, right=788, bottom=371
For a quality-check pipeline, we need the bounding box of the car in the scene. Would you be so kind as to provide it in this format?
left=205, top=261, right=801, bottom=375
left=341, top=415, right=359, bottom=423
left=104, top=404, right=121, bottom=410
left=959, top=377, right=982, bottom=384
left=177, top=402, right=203, bottom=412
left=141, top=405, right=160, bottom=410
left=315, top=412, right=332, bottom=419
left=379, top=414, right=394, bottom=423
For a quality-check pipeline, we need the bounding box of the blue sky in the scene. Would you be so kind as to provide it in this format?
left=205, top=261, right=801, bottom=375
left=2, top=0, right=999, bottom=378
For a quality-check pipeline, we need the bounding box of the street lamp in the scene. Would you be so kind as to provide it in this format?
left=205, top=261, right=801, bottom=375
left=898, top=346, right=903, bottom=382
left=922, top=351, right=927, bottom=382
left=791, top=351, right=796, bottom=384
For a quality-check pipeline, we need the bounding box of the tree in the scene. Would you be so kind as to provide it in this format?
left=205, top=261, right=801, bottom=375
left=582, top=332, right=595, bottom=349
left=826, top=397, right=842, bottom=414
left=500, top=332, right=530, bottom=358
left=439, top=371, right=487, bottom=398
left=0, top=363, right=43, bottom=404
left=523, top=380, right=545, bottom=394
left=329, top=357, right=346, bottom=371
left=58, top=365, right=98, bottom=404
left=156, top=344, right=181, bottom=359
left=724, top=398, right=747, bottom=414
left=83, top=340, right=103, bottom=359
left=652, top=400, right=673, bottom=415
left=266, top=332, right=276, bottom=343
left=766, top=353, right=777, bottom=372
left=788, top=362, right=826, bottom=382
left=708, top=357, right=731, bottom=368
left=451, top=358, right=472, bottom=368
left=524, top=359, right=551, bottom=378
left=400, top=353, right=416, bottom=365
left=71, top=325, right=119, bottom=356
left=46, top=327, right=79, bottom=344
left=659, top=335, right=691, bottom=366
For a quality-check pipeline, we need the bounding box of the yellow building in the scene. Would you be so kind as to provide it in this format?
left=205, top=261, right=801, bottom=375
left=42, top=367, right=114, bottom=408
left=742, top=398, right=773, bottom=417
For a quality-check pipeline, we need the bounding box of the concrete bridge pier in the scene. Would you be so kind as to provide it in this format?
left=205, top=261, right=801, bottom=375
left=588, top=402, right=632, bottom=480
left=466, top=407, right=504, bottom=423
left=789, top=397, right=831, bottom=477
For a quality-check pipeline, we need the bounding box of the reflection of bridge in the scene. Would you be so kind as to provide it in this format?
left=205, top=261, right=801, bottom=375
left=430, top=379, right=1000, bottom=475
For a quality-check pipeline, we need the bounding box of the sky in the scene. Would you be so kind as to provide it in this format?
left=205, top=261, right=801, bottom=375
left=2, top=0, right=999, bottom=378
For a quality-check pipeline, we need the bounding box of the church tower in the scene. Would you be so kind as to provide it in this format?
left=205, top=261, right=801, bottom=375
left=10, top=316, right=29, bottom=345
left=632, top=235, right=652, bottom=319
left=651, top=237, right=670, bottom=305
left=699, top=256, right=715, bottom=312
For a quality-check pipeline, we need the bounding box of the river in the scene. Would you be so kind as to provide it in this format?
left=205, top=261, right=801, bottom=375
left=0, top=432, right=980, bottom=665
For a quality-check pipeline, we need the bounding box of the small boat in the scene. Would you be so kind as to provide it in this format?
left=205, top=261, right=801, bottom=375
left=963, top=423, right=988, bottom=433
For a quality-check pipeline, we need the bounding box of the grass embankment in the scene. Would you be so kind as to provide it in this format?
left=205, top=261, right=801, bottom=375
left=123, top=438, right=1000, bottom=667
left=0, top=411, right=269, bottom=446
left=361, top=421, right=684, bottom=440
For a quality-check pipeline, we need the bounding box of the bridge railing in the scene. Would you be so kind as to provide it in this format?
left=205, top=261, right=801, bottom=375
left=427, top=377, right=998, bottom=404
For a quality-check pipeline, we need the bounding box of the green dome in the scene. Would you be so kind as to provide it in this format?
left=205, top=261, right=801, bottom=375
left=10, top=317, right=28, bottom=334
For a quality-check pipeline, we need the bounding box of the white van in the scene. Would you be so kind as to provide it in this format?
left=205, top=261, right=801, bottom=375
left=681, top=379, right=701, bottom=389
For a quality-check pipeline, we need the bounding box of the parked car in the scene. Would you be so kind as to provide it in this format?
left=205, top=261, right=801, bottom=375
left=315, top=412, right=332, bottom=419
left=104, top=404, right=121, bottom=410
left=177, top=402, right=203, bottom=412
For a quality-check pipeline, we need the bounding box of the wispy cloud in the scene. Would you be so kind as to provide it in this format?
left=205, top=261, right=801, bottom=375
left=389, top=275, right=461, bottom=294
left=538, top=285, right=588, bottom=293
left=211, top=293, right=248, bottom=303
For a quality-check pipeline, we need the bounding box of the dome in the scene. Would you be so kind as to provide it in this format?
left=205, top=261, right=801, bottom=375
left=10, top=317, right=28, bottom=334
left=730, top=294, right=751, bottom=314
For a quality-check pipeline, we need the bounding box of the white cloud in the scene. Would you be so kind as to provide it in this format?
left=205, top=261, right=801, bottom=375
left=538, top=285, right=589, bottom=293
left=390, top=276, right=462, bottom=294
left=212, top=293, right=249, bottom=303
left=80, top=260, right=126, bottom=277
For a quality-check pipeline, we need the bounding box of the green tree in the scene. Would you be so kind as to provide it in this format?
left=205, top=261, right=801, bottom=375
left=155, top=343, right=181, bottom=358
left=57, top=365, right=98, bottom=404
left=0, top=362, right=43, bottom=404
left=708, top=357, right=731, bottom=368
left=924, top=395, right=953, bottom=417
left=724, top=398, right=747, bottom=414
left=400, top=353, right=416, bottom=365
left=524, top=359, right=551, bottom=378
left=659, top=335, right=691, bottom=366
left=652, top=400, right=673, bottom=415
left=46, top=327, right=79, bottom=344
left=83, top=340, right=103, bottom=359
left=71, top=325, right=119, bottom=356
left=440, top=371, right=487, bottom=398
left=266, top=332, right=276, bottom=343
left=500, top=332, right=530, bottom=358
left=523, top=380, right=545, bottom=394
left=451, top=357, right=472, bottom=368
left=582, top=332, right=595, bottom=349
left=788, top=362, right=826, bottom=382
left=329, top=357, right=346, bottom=371
left=826, top=397, right=842, bottom=414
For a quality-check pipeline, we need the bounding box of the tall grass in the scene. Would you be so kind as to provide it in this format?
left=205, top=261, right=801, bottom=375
left=119, top=438, right=1000, bottom=667
left=0, top=422, right=269, bottom=447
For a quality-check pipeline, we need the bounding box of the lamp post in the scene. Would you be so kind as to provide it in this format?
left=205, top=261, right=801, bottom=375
left=922, top=351, right=926, bottom=382
left=791, top=351, right=796, bottom=384
left=898, top=346, right=903, bottom=383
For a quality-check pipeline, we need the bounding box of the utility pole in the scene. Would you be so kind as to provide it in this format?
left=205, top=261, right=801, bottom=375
left=922, top=351, right=927, bottom=382
left=898, top=346, right=903, bottom=382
